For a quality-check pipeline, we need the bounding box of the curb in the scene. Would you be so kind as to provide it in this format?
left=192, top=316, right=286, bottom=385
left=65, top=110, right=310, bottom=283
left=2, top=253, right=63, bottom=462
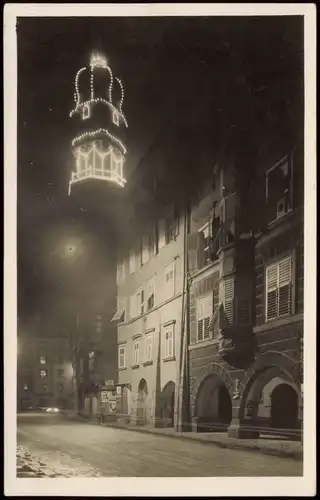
left=63, top=414, right=303, bottom=461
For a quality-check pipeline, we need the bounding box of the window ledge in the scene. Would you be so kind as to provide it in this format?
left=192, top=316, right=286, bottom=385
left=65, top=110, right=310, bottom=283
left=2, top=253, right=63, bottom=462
left=163, top=356, right=176, bottom=363
left=131, top=364, right=140, bottom=370
left=117, top=340, right=127, bottom=346
left=118, top=367, right=127, bottom=371
left=254, top=313, right=303, bottom=333
left=188, top=338, right=220, bottom=351
left=142, top=360, right=153, bottom=367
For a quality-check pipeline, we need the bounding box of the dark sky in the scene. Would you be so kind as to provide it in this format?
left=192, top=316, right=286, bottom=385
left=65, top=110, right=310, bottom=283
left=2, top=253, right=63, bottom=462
left=17, top=16, right=303, bottom=327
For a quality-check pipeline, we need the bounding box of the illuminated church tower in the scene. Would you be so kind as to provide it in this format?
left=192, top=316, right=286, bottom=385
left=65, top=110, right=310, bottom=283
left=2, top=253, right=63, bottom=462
left=68, top=52, right=128, bottom=196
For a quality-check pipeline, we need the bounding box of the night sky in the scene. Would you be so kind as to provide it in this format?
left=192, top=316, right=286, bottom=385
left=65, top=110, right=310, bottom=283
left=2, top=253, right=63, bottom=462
left=17, top=16, right=303, bottom=330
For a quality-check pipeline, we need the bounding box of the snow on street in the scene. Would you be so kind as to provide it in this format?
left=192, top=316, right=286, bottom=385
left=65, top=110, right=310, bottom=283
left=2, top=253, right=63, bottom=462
left=17, top=412, right=302, bottom=477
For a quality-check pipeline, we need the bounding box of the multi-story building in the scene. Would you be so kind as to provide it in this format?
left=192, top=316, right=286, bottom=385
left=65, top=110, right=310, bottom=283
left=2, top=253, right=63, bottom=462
left=111, top=131, right=192, bottom=427
left=114, top=189, right=185, bottom=427
left=187, top=137, right=304, bottom=440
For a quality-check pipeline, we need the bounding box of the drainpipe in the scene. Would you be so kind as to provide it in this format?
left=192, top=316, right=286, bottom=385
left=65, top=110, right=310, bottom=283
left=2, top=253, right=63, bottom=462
left=176, top=202, right=189, bottom=432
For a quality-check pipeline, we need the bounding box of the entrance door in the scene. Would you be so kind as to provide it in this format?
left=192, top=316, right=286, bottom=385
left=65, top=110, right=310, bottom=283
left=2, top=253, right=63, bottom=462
left=271, top=384, right=298, bottom=431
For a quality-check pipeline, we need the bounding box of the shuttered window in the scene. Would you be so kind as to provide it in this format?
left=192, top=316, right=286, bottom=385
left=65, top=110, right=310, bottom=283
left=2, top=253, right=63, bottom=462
left=164, top=326, right=174, bottom=358
left=197, top=294, right=213, bottom=342
left=118, top=346, right=126, bottom=369
left=132, top=341, right=140, bottom=366
left=147, top=278, right=155, bottom=311
left=219, top=277, right=235, bottom=325
left=266, top=256, right=292, bottom=321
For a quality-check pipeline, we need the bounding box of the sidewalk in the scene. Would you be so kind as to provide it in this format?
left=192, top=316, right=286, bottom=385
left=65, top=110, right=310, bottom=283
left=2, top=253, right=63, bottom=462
left=63, top=411, right=303, bottom=461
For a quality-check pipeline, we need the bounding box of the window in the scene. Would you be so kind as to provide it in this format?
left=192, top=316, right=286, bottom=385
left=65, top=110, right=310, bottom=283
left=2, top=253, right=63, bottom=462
left=132, top=340, right=140, bottom=366
left=147, top=278, right=155, bottom=311
left=118, top=345, right=126, bottom=369
left=164, top=325, right=175, bottom=358
left=165, top=209, right=179, bottom=244
left=219, top=277, right=235, bottom=325
left=137, top=288, right=145, bottom=315
left=82, top=103, right=91, bottom=120
left=111, top=153, right=123, bottom=177
left=198, top=222, right=213, bottom=266
left=112, top=109, right=120, bottom=126
left=57, top=383, right=64, bottom=393
left=266, top=256, right=293, bottom=321
left=115, top=297, right=126, bottom=322
left=43, top=384, right=48, bottom=392
left=164, top=263, right=175, bottom=299
left=40, top=356, right=46, bottom=365
left=145, top=334, right=153, bottom=362
left=197, top=294, right=213, bottom=342
left=129, top=250, right=136, bottom=274
left=57, top=369, right=64, bottom=378
left=266, top=157, right=293, bottom=222
left=40, top=369, right=48, bottom=378
left=24, top=384, right=28, bottom=391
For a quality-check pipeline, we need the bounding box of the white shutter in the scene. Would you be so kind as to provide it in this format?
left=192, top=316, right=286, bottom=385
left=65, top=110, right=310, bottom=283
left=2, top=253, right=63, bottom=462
left=133, top=341, right=139, bottom=365
left=165, top=263, right=175, bottom=298
left=266, top=263, right=279, bottom=320
left=145, top=334, right=152, bottom=361
left=147, top=279, right=155, bottom=310
left=266, top=257, right=292, bottom=320
left=224, top=278, right=234, bottom=324
left=168, top=330, right=173, bottom=357
left=278, top=257, right=292, bottom=317
left=118, top=346, right=126, bottom=368
left=197, top=294, right=213, bottom=341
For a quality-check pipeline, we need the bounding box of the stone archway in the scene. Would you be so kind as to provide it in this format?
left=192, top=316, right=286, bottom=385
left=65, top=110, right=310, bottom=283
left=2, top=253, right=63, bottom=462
left=240, top=362, right=300, bottom=439
left=160, top=381, right=175, bottom=428
left=270, top=383, right=299, bottom=432
left=195, top=375, right=232, bottom=433
left=136, top=378, right=148, bottom=426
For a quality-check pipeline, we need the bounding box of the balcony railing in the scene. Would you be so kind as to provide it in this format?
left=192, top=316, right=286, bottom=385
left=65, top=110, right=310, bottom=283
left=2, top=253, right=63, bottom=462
left=68, top=165, right=126, bottom=194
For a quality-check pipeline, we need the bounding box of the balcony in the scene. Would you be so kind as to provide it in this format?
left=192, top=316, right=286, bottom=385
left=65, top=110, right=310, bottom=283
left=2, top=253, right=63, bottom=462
left=215, top=302, right=255, bottom=368
left=68, top=165, right=126, bottom=194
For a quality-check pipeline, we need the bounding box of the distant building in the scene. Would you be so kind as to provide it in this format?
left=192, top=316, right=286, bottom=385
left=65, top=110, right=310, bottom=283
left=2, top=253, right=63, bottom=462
left=17, top=328, right=74, bottom=410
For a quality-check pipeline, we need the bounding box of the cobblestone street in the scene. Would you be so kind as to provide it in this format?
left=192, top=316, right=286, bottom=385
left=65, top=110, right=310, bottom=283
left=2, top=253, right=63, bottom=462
left=17, top=413, right=302, bottom=477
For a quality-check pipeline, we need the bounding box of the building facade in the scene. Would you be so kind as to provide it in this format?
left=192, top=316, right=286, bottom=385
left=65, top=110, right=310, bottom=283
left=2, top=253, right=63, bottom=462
left=114, top=200, right=185, bottom=427
left=187, top=141, right=303, bottom=440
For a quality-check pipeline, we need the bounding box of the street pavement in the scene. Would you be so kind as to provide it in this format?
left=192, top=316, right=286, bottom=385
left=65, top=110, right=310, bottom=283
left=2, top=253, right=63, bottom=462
left=17, top=412, right=302, bottom=477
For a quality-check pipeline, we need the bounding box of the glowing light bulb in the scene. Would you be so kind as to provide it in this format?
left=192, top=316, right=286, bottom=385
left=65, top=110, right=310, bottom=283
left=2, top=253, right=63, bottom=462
left=90, top=52, right=108, bottom=68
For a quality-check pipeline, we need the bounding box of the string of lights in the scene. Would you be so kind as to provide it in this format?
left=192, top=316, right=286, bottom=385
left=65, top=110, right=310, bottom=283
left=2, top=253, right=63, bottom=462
left=69, top=97, right=128, bottom=127
left=71, top=128, right=127, bottom=155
